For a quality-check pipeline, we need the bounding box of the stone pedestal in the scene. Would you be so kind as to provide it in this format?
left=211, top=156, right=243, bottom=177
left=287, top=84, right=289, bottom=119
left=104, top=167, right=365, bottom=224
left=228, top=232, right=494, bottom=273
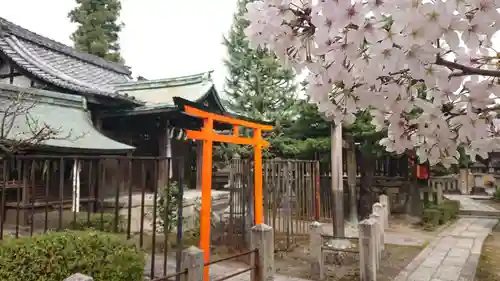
left=309, top=221, right=324, bottom=280
left=324, top=239, right=354, bottom=265
left=181, top=246, right=204, bottom=281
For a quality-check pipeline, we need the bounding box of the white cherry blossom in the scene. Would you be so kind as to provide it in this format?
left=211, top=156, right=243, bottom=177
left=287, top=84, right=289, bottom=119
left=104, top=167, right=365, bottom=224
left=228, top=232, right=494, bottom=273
left=243, top=0, right=500, bottom=165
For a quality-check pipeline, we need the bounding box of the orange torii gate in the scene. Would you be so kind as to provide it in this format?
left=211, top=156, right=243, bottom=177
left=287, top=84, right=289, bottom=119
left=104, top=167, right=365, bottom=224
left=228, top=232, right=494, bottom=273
left=173, top=97, right=273, bottom=280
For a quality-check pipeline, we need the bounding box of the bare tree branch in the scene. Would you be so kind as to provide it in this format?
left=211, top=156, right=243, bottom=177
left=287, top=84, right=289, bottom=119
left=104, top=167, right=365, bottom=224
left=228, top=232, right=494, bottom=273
left=0, top=91, right=83, bottom=154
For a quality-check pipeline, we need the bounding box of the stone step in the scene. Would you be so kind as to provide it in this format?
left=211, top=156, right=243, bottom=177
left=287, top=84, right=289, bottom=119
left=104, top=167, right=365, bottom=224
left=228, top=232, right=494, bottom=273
left=459, top=209, right=500, bottom=218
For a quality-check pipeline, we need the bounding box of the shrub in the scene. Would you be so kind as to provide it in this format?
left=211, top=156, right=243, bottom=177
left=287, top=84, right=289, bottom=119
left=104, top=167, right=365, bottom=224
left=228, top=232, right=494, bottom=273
left=438, top=204, right=452, bottom=224
left=0, top=230, right=145, bottom=281
left=441, top=200, right=460, bottom=220
left=151, top=181, right=183, bottom=234
left=69, top=213, right=125, bottom=233
left=422, top=208, right=441, bottom=230
left=494, top=187, right=500, bottom=201
left=152, top=182, right=219, bottom=236
left=422, top=199, right=460, bottom=231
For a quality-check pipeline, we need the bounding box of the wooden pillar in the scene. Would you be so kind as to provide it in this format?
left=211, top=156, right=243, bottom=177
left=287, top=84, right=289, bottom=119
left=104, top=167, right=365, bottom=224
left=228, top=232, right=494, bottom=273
left=330, top=122, right=344, bottom=237
left=166, top=124, right=173, bottom=179
left=253, top=128, right=263, bottom=224
left=95, top=117, right=103, bottom=132
left=21, top=161, right=29, bottom=225
left=157, top=121, right=170, bottom=189
left=196, top=141, right=203, bottom=190
left=200, top=117, right=214, bottom=280
left=71, top=159, right=81, bottom=213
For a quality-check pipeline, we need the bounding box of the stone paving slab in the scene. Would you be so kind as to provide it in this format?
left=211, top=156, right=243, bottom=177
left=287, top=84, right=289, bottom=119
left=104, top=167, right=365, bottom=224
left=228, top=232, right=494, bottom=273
left=392, top=217, right=498, bottom=281
left=444, top=195, right=498, bottom=212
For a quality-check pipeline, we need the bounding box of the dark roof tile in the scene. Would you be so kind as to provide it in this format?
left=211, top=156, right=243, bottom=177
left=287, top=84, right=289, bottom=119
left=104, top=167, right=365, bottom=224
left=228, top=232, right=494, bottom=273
left=0, top=21, right=143, bottom=104
left=0, top=17, right=142, bottom=105
left=0, top=17, right=131, bottom=75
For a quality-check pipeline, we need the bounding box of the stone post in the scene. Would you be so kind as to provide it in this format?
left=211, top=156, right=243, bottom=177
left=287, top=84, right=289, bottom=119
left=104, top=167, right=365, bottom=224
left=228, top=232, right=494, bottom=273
left=359, top=219, right=377, bottom=281
left=64, top=274, right=93, bottom=281
left=369, top=212, right=382, bottom=264
left=310, top=221, right=325, bottom=280
left=378, top=195, right=389, bottom=230
left=251, top=224, right=275, bottom=281
left=459, top=168, right=468, bottom=194
left=372, top=203, right=385, bottom=251
left=181, top=246, right=204, bottom=281
left=436, top=182, right=443, bottom=204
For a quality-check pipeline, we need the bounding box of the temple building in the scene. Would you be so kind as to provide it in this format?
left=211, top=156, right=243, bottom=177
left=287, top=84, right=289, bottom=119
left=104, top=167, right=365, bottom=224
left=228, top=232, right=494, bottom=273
left=0, top=17, right=232, bottom=222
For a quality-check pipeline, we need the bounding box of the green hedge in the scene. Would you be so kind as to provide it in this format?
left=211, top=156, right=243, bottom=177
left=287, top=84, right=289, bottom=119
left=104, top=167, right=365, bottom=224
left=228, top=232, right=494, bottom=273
left=0, top=230, right=145, bottom=281
left=422, top=200, right=460, bottom=230
left=69, top=213, right=125, bottom=233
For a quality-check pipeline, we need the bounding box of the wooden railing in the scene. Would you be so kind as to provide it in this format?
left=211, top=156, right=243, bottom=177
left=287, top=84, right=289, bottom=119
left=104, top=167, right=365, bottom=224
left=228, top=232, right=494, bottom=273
left=429, top=174, right=461, bottom=195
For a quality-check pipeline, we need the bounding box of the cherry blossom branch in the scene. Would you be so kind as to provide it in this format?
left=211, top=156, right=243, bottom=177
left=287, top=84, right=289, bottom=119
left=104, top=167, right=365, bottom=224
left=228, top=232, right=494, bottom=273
left=435, top=56, right=500, bottom=78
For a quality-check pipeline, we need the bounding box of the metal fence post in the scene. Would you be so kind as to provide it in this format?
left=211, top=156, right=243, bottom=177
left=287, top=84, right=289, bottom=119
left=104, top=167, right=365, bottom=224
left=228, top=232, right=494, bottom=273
left=251, top=224, right=274, bottom=281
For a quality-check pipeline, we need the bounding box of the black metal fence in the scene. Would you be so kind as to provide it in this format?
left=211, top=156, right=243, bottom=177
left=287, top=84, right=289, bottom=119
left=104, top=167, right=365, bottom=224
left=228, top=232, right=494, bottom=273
left=0, top=155, right=186, bottom=280
left=219, top=158, right=320, bottom=252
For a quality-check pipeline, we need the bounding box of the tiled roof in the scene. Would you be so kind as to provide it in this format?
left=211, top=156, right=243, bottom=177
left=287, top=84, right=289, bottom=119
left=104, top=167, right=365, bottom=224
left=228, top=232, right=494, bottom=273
left=0, top=17, right=141, bottom=104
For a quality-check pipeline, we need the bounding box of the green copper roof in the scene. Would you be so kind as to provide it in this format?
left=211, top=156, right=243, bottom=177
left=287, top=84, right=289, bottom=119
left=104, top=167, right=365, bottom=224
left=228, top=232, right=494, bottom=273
left=113, top=71, right=216, bottom=108
left=114, top=71, right=213, bottom=91
left=127, top=82, right=214, bottom=109
left=0, top=84, right=134, bottom=152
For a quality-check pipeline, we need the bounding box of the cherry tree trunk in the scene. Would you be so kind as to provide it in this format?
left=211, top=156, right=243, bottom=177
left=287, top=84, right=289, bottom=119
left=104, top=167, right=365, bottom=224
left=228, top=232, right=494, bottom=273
left=357, top=151, right=376, bottom=220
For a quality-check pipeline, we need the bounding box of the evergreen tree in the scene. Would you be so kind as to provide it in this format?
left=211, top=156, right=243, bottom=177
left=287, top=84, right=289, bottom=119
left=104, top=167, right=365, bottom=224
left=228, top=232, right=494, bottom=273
left=223, top=3, right=297, bottom=120
left=68, top=0, right=124, bottom=63
left=220, top=0, right=298, bottom=159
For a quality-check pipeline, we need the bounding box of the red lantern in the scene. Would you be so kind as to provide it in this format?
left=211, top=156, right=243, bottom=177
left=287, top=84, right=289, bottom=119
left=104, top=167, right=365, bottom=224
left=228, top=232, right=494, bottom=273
left=409, top=152, right=429, bottom=180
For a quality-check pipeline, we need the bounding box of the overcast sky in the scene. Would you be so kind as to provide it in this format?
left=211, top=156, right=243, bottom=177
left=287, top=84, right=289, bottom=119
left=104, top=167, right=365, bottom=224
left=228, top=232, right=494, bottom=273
left=2, top=0, right=237, bottom=91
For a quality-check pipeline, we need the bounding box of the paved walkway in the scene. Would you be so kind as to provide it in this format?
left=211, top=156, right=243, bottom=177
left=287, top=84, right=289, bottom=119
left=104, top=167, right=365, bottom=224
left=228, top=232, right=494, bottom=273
left=393, top=196, right=499, bottom=281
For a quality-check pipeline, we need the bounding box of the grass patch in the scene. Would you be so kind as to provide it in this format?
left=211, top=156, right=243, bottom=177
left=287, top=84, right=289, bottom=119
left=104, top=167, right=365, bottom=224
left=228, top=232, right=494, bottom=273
left=476, top=223, right=500, bottom=281
left=273, top=239, right=424, bottom=281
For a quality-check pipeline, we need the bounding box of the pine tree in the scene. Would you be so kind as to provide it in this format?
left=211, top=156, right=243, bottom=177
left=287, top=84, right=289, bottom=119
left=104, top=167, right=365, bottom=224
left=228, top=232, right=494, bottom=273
left=223, top=0, right=298, bottom=125
left=68, top=0, right=124, bottom=63
left=221, top=0, right=298, bottom=158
